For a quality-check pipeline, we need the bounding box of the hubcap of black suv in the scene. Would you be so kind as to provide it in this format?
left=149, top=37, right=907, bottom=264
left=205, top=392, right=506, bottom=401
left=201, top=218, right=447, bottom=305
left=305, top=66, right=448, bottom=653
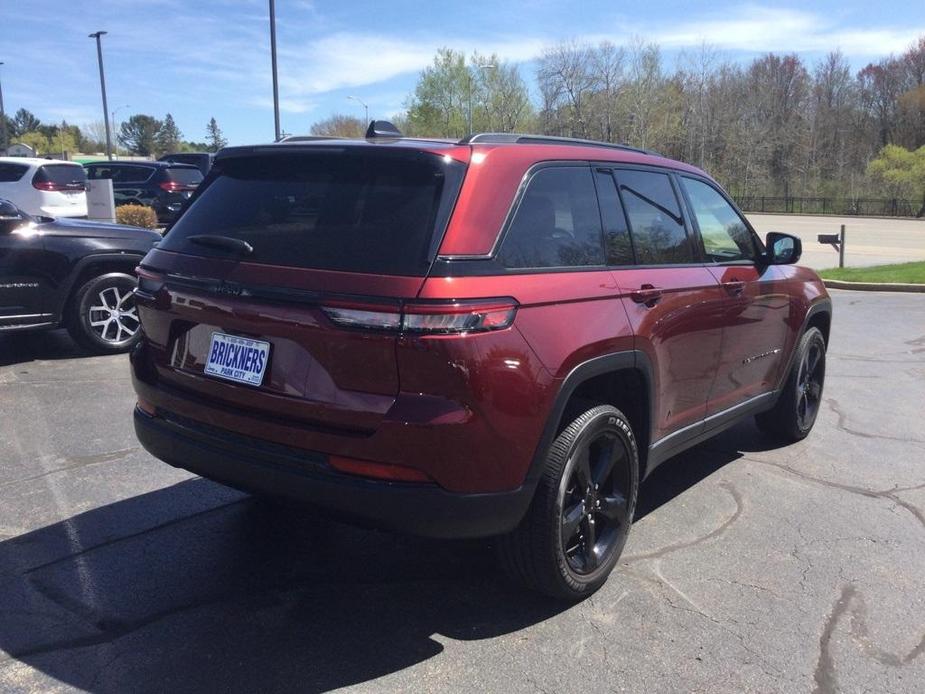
left=88, top=285, right=140, bottom=344
left=560, top=430, right=632, bottom=575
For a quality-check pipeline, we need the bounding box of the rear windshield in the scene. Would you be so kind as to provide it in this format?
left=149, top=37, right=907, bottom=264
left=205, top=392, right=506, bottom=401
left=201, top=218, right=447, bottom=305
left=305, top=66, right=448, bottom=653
left=34, top=164, right=87, bottom=188
left=160, top=150, right=464, bottom=275
left=165, top=167, right=203, bottom=185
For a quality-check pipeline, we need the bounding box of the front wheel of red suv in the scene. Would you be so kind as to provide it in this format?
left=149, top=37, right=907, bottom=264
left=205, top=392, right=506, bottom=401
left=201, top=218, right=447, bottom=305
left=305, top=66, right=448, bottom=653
left=755, top=327, right=826, bottom=442
left=497, top=405, right=639, bottom=600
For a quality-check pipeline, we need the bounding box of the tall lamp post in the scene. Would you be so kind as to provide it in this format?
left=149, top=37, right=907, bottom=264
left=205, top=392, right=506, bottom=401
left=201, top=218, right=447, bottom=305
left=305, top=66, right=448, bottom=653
left=466, top=62, right=496, bottom=135
left=347, top=95, right=369, bottom=125
left=269, top=0, right=281, bottom=141
left=0, top=62, right=8, bottom=154
left=88, top=31, right=113, bottom=160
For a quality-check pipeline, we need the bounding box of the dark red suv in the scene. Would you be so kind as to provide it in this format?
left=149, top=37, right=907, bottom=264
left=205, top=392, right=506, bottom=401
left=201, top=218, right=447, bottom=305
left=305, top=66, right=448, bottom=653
left=130, top=124, right=831, bottom=599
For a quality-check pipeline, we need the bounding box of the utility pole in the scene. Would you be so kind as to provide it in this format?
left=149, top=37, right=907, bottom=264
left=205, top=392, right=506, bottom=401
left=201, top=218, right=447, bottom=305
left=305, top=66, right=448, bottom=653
left=0, top=62, right=8, bottom=153
left=89, top=32, right=113, bottom=160
left=269, top=0, right=281, bottom=141
left=348, top=96, right=369, bottom=125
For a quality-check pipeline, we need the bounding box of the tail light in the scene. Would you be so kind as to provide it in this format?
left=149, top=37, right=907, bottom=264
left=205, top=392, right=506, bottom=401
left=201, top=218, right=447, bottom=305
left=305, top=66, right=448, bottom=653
left=33, top=181, right=86, bottom=192
left=134, top=268, right=169, bottom=309
left=321, top=298, right=517, bottom=335
left=159, top=181, right=196, bottom=192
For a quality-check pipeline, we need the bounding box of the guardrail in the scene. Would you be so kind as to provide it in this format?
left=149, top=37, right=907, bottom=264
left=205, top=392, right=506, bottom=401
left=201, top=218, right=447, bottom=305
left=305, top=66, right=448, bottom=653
left=731, top=195, right=922, bottom=218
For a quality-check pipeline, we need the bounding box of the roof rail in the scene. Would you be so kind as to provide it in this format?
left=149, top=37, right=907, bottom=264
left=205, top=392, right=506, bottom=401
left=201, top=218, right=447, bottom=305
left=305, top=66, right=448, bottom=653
left=459, top=132, right=659, bottom=156
left=276, top=135, right=343, bottom=142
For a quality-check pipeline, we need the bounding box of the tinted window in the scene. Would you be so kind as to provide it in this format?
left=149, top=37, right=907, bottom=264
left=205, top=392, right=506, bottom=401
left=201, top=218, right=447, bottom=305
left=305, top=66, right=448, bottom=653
left=594, top=170, right=634, bottom=265
left=119, top=166, right=155, bottom=183
left=34, top=164, right=86, bottom=188
left=159, top=151, right=463, bottom=276
left=165, top=167, right=203, bottom=185
left=0, top=163, right=28, bottom=183
left=615, top=170, right=692, bottom=264
left=682, top=177, right=757, bottom=262
left=500, top=167, right=604, bottom=269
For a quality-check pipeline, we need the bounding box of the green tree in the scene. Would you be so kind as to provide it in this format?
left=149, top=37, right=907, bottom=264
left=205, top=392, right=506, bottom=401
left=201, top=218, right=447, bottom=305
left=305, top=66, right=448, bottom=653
left=406, top=48, right=469, bottom=137
left=205, top=117, right=227, bottom=152
left=156, top=113, right=183, bottom=155
left=14, top=131, right=49, bottom=155
left=867, top=144, right=925, bottom=215
left=118, top=114, right=162, bottom=156
left=12, top=108, right=40, bottom=138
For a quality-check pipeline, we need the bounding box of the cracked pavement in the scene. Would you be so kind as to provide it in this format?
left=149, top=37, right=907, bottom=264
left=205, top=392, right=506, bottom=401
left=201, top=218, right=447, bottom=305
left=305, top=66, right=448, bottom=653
left=0, top=289, right=923, bottom=693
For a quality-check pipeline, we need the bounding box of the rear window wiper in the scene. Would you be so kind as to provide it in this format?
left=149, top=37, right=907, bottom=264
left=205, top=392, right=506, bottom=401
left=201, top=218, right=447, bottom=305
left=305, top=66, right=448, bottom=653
left=186, top=234, right=254, bottom=255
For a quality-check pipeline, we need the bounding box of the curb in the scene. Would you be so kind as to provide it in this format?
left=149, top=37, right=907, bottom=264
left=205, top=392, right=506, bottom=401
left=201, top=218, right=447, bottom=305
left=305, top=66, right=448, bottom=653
left=822, top=279, right=925, bottom=293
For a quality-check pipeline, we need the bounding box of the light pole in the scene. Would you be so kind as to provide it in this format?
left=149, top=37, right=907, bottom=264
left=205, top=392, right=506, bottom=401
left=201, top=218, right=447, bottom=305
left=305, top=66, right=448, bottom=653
left=110, top=104, right=129, bottom=156
left=347, top=96, right=369, bottom=125
left=89, top=31, right=113, bottom=160
left=0, top=62, right=8, bottom=153
left=466, top=63, right=496, bottom=135
left=268, top=0, right=281, bottom=141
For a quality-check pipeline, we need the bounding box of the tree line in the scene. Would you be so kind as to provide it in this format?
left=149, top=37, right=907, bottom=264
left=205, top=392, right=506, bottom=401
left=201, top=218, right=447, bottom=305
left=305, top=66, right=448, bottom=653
left=313, top=37, right=925, bottom=209
left=2, top=109, right=228, bottom=157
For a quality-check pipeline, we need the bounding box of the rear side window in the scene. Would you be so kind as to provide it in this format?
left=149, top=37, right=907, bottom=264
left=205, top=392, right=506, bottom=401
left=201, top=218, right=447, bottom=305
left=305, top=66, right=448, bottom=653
left=0, top=163, right=29, bottom=182
left=33, top=164, right=87, bottom=190
left=119, top=166, right=155, bottom=183
left=159, top=151, right=464, bottom=276
left=681, top=177, right=757, bottom=262
left=594, top=170, right=634, bottom=265
left=165, top=167, right=203, bottom=185
left=615, top=170, right=693, bottom=265
left=500, top=166, right=604, bottom=269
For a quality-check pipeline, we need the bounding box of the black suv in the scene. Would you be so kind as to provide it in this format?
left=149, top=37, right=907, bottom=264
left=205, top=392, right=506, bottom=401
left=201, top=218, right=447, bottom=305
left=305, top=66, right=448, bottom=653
left=0, top=198, right=160, bottom=353
left=84, top=161, right=203, bottom=223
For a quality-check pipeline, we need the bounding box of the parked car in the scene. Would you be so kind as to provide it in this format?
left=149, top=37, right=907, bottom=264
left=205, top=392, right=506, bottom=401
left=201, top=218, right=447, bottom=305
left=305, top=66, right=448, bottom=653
left=0, top=157, right=87, bottom=218
left=83, top=160, right=202, bottom=223
left=130, top=124, right=832, bottom=599
left=157, top=152, right=214, bottom=176
left=0, top=197, right=160, bottom=353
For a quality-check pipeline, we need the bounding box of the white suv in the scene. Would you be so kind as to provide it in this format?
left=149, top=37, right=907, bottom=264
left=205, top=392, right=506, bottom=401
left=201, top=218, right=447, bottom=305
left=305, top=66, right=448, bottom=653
left=0, top=157, right=87, bottom=218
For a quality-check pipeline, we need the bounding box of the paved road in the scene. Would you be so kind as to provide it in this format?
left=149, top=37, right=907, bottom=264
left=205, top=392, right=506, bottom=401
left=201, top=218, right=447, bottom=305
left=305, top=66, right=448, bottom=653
left=0, top=291, right=923, bottom=693
left=747, top=214, right=925, bottom=270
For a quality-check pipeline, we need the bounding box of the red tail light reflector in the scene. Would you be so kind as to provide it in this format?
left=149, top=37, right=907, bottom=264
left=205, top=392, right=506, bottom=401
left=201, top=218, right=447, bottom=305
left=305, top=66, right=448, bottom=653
left=328, top=455, right=433, bottom=483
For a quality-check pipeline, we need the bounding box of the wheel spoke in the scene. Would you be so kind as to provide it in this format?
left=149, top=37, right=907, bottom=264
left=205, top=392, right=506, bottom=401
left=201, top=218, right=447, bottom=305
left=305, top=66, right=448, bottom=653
left=573, top=448, right=592, bottom=492
left=807, top=346, right=821, bottom=375
left=598, top=491, right=628, bottom=524
left=89, top=318, right=110, bottom=327
left=582, top=516, right=598, bottom=570
left=561, top=503, right=584, bottom=542
left=591, top=439, right=619, bottom=486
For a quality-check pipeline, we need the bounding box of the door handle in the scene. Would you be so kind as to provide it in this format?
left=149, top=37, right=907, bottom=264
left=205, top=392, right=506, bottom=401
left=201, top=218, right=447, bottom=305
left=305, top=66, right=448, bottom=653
left=630, top=283, right=663, bottom=307
left=722, top=280, right=746, bottom=295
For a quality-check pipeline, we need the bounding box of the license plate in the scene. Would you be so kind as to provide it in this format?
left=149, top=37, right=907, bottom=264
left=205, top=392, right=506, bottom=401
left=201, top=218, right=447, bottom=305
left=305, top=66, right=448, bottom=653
left=204, top=332, right=270, bottom=386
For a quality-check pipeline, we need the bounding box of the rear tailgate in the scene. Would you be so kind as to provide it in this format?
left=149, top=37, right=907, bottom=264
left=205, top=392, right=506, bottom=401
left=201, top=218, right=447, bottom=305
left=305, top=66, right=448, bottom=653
left=136, top=250, right=421, bottom=433
left=135, top=146, right=466, bottom=434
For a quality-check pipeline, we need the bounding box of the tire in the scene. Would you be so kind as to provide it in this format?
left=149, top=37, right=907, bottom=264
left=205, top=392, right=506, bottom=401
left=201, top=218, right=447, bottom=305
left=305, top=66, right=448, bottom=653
left=755, top=327, right=826, bottom=442
left=497, top=405, right=639, bottom=600
left=66, top=272, right=142, bottom=354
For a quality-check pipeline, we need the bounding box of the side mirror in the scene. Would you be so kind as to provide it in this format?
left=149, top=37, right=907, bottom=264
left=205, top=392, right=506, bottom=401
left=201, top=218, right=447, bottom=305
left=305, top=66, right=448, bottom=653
left=0, top=200, right=26, bottom=232
left=765, top=232, right=802, bottom=265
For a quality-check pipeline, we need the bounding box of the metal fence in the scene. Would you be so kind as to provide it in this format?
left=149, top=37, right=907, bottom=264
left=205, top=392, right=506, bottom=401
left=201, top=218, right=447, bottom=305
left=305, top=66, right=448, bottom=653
left=730, top=195, right=923, bottom=218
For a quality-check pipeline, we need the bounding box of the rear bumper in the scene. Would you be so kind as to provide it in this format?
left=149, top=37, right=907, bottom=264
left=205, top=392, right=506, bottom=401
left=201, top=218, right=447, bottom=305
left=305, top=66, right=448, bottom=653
left=134, top=407, right=533, bottom=539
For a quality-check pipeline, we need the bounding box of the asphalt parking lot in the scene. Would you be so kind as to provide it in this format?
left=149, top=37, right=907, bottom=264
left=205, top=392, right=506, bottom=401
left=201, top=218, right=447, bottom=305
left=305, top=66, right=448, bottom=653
left=0, top=289, right=923, bottom=693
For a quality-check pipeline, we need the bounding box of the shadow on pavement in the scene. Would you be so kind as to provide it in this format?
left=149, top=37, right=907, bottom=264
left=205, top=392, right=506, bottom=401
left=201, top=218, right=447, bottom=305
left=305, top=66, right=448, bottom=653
left=0, top=421, right=778, bottom=692
left=0, top=329, right=89, bottom=367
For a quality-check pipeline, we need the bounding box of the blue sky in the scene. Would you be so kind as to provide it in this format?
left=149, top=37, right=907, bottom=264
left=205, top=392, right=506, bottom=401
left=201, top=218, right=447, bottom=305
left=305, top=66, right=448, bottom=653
left=2, top=0, right=924, bottom=146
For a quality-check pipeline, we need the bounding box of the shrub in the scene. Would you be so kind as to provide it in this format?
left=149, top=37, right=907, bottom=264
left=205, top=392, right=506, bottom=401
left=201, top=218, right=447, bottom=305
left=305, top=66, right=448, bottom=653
left=116, top=204, right=158, bottom=229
